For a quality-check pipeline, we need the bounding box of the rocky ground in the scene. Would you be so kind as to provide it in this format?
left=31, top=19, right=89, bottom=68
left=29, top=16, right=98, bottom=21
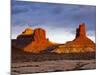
left=11, top=59, right=96, bottom=75
left=11, top=48, right=96, bottom=75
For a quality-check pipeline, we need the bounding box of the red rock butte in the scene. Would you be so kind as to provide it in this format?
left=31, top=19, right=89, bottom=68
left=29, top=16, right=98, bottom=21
left=76, top=23, right=86, bottom=38
left=52, top=23, right=96, bottom=53
left=13, top=27, right=54, bottom=53
left=33, top=28, right=46, bottom=42
left=72, top=23, right=95, bottom=47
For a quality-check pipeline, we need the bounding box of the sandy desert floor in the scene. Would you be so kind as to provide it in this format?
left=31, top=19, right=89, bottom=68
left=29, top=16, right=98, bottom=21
left=11, top=59, right=96, bottom=75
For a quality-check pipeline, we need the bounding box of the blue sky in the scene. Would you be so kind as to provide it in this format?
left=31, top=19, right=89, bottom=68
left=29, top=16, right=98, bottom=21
left=11, top=1, right=96, bottom=43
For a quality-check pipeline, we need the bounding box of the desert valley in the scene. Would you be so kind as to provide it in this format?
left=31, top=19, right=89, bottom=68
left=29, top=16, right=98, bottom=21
left=11, top=23, right=96, bottom=74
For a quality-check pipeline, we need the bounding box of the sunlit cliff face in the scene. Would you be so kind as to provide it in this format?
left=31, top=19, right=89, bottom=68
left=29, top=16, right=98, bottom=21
left=21, top=28, right=34, bottom=35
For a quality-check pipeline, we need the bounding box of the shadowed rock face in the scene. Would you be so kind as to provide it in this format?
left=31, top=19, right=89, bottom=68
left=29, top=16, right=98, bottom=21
left=52, top=23, right=96, bottom=53
left=12, top=28, right=34, bottom=49
left=76, top=23, right=86, bottom=38
left=12, top=28, right=54, bottom=53
left=17, top=28, right=34, bottom=41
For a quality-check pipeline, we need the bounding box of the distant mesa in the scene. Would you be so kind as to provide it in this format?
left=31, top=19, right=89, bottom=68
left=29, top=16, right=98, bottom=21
left=22, top=27, right=34, bottom=35
left=17, top=28, right=34, bottom=41
left=52, top=23, right=96, bottom=53
left=12, top=23, right=96, bottom=53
